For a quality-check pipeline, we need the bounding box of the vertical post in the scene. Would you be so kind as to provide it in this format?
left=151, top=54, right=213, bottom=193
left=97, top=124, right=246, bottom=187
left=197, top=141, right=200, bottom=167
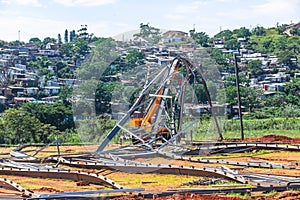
left=56, top=138, right=61, bottom=156
left=233, top=53, right=244, bottom=140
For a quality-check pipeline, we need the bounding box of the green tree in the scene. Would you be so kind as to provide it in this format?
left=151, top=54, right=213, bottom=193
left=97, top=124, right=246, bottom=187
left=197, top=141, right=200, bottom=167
left=21, top=102, right=74, bottom=132
left=252, top=26, right=266, bottom=36
left=73, top=38, right=90, bottom=57
left=76, top=38, right=118, bottom=81
left=125, top=50, right=144, bottom=65
left=9, top=40, right=24, bottom=46
left=42, top=37, right=56, bottom=46
left=29, top=37, right=42, bottom=46
left=194, top=84, right=207, bottom=103
left=210, top=49, right=234, bottom=72
left=287, top=37, right=300, bottom=54
left=224, top=38, right=240, bottom=50
left=284, top=80, right=300, bottom=105
left=59, top=43, right=74, bottom=57
left=214, top=29, right=233, bottom=40
left=217, top=85, right=261, bottom=110
left=0, top=40, right=6, bottom=46
left=277, top=24, right=288, bottom=34
left=78, top=25, right=89, bottom=39
left=234, top=27, right=251, bottom=38
left=277, top=50, right=295, bottom=67
left=95, top=81, right=117, bottom=115
left=64, top=29, right=69, bottom=43
left=59, top=85, right=74, bottom=101
left=192, top=32, right=209, bottom=47
left=246, top=60, right=264, bottom=76
left=134, top=23, right=162, bottom=44
left=58, top=33, right=62, bottom=44
left=0, top=108, right=60, bottom=144
left=217, top=74, right=260, bottom=111
left=70, top=30, right=76, bottom=42
left=290, top=27, right=300, bottom=36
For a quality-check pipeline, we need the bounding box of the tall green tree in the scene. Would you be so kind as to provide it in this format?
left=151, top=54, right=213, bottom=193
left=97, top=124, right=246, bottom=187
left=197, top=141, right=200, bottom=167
left=64, top=29, right=69, bottom=43
left=134, top=23, right=162, bottom=44
left=70, top=30, right=76, bottom=42
left=58, top=33, right=62, bottom=44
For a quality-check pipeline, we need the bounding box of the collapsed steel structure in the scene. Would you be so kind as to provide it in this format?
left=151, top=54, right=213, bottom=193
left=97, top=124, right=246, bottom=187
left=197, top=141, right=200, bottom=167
left=97, top=56, right=222, bottom=152
left=1, top=141, right=300, bottom=199
left=0, top=57, right=300, bottom=199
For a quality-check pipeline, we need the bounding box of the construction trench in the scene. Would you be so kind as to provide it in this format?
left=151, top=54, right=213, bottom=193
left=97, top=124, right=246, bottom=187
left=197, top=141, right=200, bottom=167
left=1, top=57, right=300, bottom=199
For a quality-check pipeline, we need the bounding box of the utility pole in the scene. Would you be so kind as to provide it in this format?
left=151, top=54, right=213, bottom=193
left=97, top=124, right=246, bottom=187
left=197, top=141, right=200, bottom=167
left=18, top=30, right=20, bottom=41
left=233, top=52, right=244, bottom=140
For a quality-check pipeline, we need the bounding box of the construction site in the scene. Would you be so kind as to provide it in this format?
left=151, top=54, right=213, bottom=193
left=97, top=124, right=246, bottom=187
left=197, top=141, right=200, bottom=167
left=1, top=56, right=300, bottom=199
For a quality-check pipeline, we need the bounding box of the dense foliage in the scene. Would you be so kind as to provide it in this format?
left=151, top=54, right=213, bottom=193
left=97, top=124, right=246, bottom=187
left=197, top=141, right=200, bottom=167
left=1, top=23, right=299, bottom=145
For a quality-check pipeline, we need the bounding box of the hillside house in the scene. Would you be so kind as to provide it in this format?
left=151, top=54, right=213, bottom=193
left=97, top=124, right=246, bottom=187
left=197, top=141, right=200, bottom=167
left=263, top=83, right=286, bottom=91
left=264, top=73, right=290, bottom=83
left=15, top=78, right=37, bottom=87
left=59, top=78, right=76, bottom=85
left=43, top=86, right=60, bottom=95
left=13, top=97, right=36, bottom=105
left=213, top=39, right=225, bottom=49
left=41, top=96, right=59, bottom=103
left=7, top=86, right=25, bottom=97
left=238, top=38, right=248, bottom=48
left=0, top=96, right=7, bottom=104
left=162, top=30, right=188, bottom=43
left=24, top=87, right=39, bottom=96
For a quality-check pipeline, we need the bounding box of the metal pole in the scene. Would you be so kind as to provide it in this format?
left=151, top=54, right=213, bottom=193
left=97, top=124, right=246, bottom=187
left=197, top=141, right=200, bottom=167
left=233, top=53, right=244, bottom=140
left=56, top=139, right=61, bottom=156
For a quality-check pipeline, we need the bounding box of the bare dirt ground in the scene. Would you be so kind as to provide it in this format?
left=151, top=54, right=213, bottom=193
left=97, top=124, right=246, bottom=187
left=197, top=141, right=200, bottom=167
left=112, top=135, right=300, bottom=200
left=230, top=134, right=300, bottom=144
left=1, top=135, right=300, bottom=199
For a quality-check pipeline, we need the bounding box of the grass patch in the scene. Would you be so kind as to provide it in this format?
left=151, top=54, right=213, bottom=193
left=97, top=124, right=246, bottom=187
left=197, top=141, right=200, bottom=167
left=227, top=191, right=252, bottom=199
left=190, top=117, right=300, bottom=140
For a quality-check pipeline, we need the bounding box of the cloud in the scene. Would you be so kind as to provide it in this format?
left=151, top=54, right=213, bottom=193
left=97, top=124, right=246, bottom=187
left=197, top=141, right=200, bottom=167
left=1, top=0, right=42, bottom=7
left=52, top=0, right=116, bottom=7
left=252, top=0, right=299, bottom=15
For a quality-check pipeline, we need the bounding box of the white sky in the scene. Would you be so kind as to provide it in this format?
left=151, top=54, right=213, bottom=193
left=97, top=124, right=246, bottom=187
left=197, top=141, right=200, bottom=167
left=0, top=0, right=299, bottom=42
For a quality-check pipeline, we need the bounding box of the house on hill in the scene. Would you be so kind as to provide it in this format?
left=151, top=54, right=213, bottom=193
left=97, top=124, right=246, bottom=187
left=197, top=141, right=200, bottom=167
left=162, top=30, right=188, bottom=43
left=284, top=22, right=300, bottom=36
